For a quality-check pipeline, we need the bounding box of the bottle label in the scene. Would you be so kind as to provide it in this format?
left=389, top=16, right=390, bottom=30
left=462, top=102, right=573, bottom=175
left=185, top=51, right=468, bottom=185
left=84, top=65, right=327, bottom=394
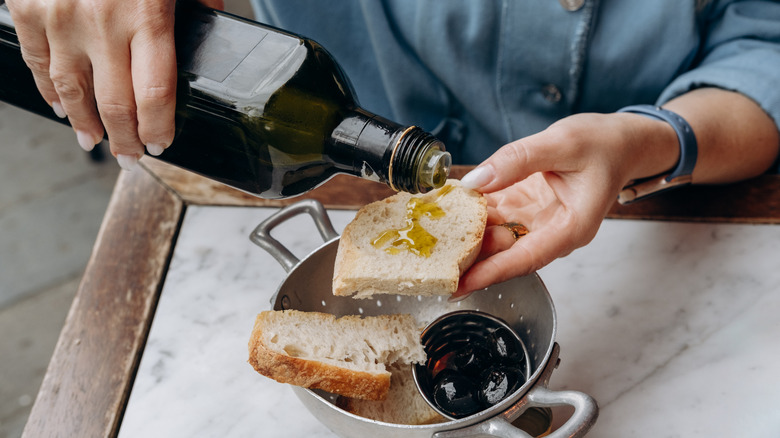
left=177, top=11, right=305, bottom=100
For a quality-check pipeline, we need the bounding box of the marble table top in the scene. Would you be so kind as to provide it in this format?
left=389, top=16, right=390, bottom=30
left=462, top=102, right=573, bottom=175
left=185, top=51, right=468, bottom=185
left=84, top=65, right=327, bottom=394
left=118, top=205, right=780, bottom=437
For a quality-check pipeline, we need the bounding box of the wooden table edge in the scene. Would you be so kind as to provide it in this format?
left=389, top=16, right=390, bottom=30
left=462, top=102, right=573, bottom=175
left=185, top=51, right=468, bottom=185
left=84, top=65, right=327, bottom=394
left=22, top=159, right=780, bottom=437
left=141, top=158, right=780, bottom=222
left=22, top=165, right=185, bottom=438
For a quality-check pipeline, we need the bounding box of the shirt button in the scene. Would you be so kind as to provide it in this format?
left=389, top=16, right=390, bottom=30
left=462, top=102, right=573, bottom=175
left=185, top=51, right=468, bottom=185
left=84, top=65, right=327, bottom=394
left=559, top=0, right=585, bottom=11
left=542, top=84, right=562, bottom=103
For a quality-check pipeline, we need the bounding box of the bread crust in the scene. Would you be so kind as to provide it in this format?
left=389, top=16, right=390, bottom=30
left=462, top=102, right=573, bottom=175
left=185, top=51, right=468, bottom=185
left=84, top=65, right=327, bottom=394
left=248, top=312, right=397, bottom=400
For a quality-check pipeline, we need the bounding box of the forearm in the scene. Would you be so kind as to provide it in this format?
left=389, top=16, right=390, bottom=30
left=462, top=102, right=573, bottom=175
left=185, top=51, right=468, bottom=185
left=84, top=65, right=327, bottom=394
left=662, top=88, right=779, bottom=184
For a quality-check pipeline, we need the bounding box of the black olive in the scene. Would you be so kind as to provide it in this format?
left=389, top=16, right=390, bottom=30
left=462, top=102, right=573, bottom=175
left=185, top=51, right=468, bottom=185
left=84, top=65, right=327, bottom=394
left=476, top=366, right=524, bottom=407
left=488, top=327, right=524, bottom=364
left=432, top=370, right=482, bottom=417
left=451, top=344, right=492, bottom=378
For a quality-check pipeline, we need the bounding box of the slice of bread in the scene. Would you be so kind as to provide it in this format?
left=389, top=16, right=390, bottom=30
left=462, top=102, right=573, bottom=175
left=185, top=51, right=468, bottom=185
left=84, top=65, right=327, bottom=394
left=248, top=310, right=426, bottom=401
left=333, top=179, right=487, bottom=299
left=337, top=364, right=446, bottom=425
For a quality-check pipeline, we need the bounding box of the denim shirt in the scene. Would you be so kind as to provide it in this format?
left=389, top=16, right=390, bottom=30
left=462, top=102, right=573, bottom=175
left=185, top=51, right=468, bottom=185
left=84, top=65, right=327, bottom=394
left=251, top=0, right=780, bottom=165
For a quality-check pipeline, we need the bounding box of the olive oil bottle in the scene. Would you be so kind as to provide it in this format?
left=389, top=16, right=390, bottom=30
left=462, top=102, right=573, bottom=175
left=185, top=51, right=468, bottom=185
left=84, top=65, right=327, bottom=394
left=0, top=3, right=450, bottom=198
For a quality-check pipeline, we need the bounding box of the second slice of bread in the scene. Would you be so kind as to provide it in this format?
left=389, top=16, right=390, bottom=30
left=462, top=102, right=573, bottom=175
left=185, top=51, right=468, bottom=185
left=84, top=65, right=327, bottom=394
left=336, top=364, right=446, bottom=425
left=248, top=310, right=426, bottom=401
left=333, top=179, right=487, bottom=299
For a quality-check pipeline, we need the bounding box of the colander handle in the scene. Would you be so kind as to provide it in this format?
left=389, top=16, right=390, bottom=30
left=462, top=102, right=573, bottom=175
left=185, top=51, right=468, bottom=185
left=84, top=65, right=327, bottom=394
left=433, top=385, right=599, bottom=438
left=522, top=387, right=598, bottom=437
left=249, top=199, right=339, bottom=272
left=432, top=387, right=598, bottom=438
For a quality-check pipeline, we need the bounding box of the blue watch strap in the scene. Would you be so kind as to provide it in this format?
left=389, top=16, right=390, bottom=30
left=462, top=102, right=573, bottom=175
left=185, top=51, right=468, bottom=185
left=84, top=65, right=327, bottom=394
left=617, top=104, right=698, bottom=182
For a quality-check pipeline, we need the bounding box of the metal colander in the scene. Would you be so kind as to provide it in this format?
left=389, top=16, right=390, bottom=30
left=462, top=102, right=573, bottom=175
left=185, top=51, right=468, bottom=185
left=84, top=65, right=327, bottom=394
left=249, top=200, right=597, bottom=438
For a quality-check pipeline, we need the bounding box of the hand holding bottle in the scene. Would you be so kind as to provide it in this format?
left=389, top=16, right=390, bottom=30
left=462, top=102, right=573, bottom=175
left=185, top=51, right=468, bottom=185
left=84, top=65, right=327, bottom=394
left=5, top=0, right=223, bottom=169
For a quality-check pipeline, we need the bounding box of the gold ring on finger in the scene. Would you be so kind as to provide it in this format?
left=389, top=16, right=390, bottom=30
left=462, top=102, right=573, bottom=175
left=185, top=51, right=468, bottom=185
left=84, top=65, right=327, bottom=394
left=501, top=222, right=529, bottom=240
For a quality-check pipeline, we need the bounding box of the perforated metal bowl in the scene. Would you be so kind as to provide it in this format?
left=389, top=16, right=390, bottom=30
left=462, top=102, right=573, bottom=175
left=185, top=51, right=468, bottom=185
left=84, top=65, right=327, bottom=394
left=250, top=200, right=598, bottom=438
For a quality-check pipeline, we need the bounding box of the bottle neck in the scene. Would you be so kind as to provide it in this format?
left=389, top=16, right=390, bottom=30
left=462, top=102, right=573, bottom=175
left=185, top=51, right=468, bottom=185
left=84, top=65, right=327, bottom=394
left=329, top=108, right=451, bottom=194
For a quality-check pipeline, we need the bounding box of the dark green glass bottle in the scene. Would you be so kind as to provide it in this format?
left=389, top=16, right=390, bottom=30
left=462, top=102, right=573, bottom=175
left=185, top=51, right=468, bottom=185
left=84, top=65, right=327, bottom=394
left=0, top=3, right=450, bottom=199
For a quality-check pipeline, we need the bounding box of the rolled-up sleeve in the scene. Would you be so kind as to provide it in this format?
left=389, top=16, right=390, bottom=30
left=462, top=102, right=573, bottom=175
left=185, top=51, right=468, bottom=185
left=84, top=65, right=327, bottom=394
left=657, top=1, right=780, bottom=129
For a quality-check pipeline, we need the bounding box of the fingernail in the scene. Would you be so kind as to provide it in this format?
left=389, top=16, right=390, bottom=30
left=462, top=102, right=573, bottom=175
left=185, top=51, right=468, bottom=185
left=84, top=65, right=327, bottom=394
left=146, top=143, right=166, bottom=156
left=52, top=101, right=67, bottom=118
left=75, top=130, right=96, bottom=152
left=460, top=165, right=494, bottom=190
left=448, top=291, right=473, bottom=303
left=117, top=154, right=139, bottom=171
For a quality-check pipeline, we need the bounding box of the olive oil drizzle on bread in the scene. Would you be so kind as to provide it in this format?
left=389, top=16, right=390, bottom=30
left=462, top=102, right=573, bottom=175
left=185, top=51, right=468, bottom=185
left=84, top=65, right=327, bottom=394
left=371, top=184, right=455, bottom=257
